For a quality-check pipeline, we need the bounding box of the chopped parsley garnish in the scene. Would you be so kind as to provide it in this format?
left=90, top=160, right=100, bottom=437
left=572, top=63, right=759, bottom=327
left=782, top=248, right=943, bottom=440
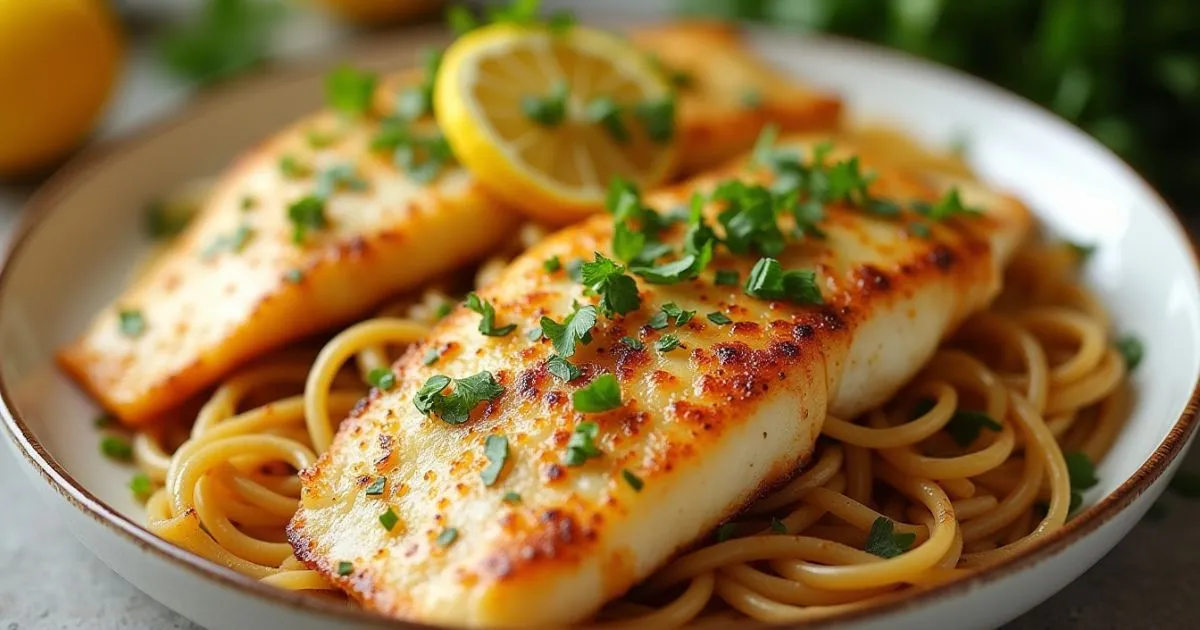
left=944, top=410, right=1002, bottom=447
left=279, top=154, right=310, bottom=179
left=396, top=48, right=442, bottom=121
left=547, top=355, right=582, bottom=382
left=371, top=118, right=456, bottom=183
left=336, top=561, right=354, bottom=576
left=446, top=4, right=479, bottom=35
left=413, top=372, right=504, bottom=424
left=436, top=527, right=459, bottom=547
left=129, top=473, right=153, bottom=499
left=502, top=491, right=522, bottom=504
left=305, top=127, right=338, bottom=149
left=365, top=477, right=386, bottom=496
left=378, top=507, right=399, bottom=531
left=480, top=434, right=509, bottom=487
left=864, top=517, right=916, bottom=558
left=325, top=65, right=377, bottom=117
left=707, top=312, right=732, bottom=325
left=750, top=123, right=780, bottom=168
left=143, top=200, right=194, bottom=240
left=1066, top=240, right=1097, bottom=263
left=655, top=334, right=681, bottom=353
left=93, top=413, right=115, bottom=429
left=522, top=81, right=569, bottom=127
left=565, top=258, right=584, bottom=281
left=1169, top=471, right=1200, bottom=499
left=740, top=88, right=763, bottom=109
left=1116, top=334, right=1144, bottom=371
left=543, top=256, right=562, bottom=273
left=564, top=421, right=602, bottom=466
left=716, top=523, right=738, bottom=542
left=586, top=97, right=629, bottom=143
left=581, top=254, right=642, bottom=317
left=100, top=436, right=133, bottom=462
left=367, top=367, right=396, bottom=391
left=646, top=311, right=669, bottom=330
left=572, top=373, right=622, bottom=413
left=434, top=302, right=453, bottom=320
left=912, top=188, right=979, bottom=220
left=201, top=223, right=255, bottom=260
left=620, top=336, right=644, bottom=350
left=422, top=347, right=442, bottom=366
left=621, top=469, right=644, bottom=492
left=1066, top=451, right=1100, bottom=513
left=908, top=222, right=932, bottom=239
left=540, top=305, right=597, bottom=357
left=714, top=269, right=740, bottom=286
left=632, top=253, right=709, bottom=285
left=660, top=303, right=695, bottom=326
left=466, top=293, right=517, bottom=337
left=713, top=180, right=787, bottom=256
left=744, top=258, right=823, bottom=304
left=315, top=164, right=368, bottom=198
left=118, top=309, right=146, bottom=338
left=525, top=328, right=543, bottom=341
left=768, top=517, right=787, bottom=534
left=633, top=96, right=676, bottom=144
left=286, top=195, right=328, bottom=244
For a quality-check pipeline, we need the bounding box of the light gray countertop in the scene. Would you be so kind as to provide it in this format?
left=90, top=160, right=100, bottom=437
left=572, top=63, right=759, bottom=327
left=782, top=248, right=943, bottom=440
left=3, top=9, right=1200, bottom=630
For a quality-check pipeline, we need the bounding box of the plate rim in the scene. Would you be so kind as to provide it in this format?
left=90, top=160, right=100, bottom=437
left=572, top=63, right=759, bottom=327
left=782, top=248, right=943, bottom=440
left=2, top=23, right=1199, bottom=629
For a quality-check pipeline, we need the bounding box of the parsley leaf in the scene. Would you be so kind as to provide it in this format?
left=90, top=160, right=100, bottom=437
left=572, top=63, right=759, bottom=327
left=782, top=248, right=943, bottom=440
left=157, top=0, right=282, bottom=85
left=100, top=436, right=133, bottom=462
left=707, top=312, right=732, bottom=325
left=118, top=309, right=146, bottom=338
left=547, top=355, right=582, bottom=382
left=325, top=65, right=377, bottom=117
left=201, top=223, right=255, bottom=260
left=502, top=491, right=522, bottom=504
left=768, top=517, right=787, bottom=533
left=543, top=256, right=562, bottom=272
left=286, top=195, right=328, bottom=244
left=365, top=477, right=386, bottom=496
left=337, top=561, right=353, bottom=576
left=864, top=517, right=916, bottom=558
left=436, top=527, right=458, bottom=547
left=540, top=305, right=598, bottom=357
left=279, top=154, right=310, bottom=179
left=944, top=410, right=1002, bottom=447
left=423, top=347, right=442, bottom=366
left=586, top=97, right=629, bottom=143
left=714, top=269, right=740, bottom=286
left=413, top=372, right=504, bottom=425
left=523, top=81, right=569, bottom=127
left=480, top=434, right=509, bottom=487
left=744, top=258, right=824, bottom=304
left=621, top=469, right=644, bottom=491
left=367, top=367, right=396, bottom=391
left=1116, top=334, right=1144, bottom=371
left=646, top=311, right=669, bottom=330
left=315, top=164, right=368, bottom=198
left=565, top=421, right=602, bottom=466
left=716, top=523, right=738, bottom=542
left=620, top=336, right=644, bottom=350
left=660, top=303, right=695, bottom=326
left=129, top=473, right=153, bottom=500
left=143, top=200, right=195, bottom=240
left=379, top=507, right=399, bottom=531
left=714, top=181, right=787, bottom=256
left=1066, top=451, right=1100, bottom=512
left=1066, top=240, right=1097, bottom=263
left=581, top=254, right=642, bottom=317
left=466, top=293, right=517, bottom=337
left=913, top=187, right=980, bottom=220
left=572, top=373, right=622, bottom=413
left=634, top=96, right=676, bottom=144
left=655, top=334, right=681, bottom=353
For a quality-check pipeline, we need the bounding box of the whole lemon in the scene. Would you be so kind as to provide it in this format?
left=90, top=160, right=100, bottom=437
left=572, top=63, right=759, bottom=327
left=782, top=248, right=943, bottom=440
left=306, top=0, right=444, bottom=26
left=0, top=0, right=122, bottom=176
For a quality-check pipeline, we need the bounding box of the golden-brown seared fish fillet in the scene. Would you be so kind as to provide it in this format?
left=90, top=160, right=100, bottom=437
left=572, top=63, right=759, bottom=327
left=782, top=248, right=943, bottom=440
left=632, top=22, right=842, bottom=173
left=288, top=135, right=1031, bottom=627
left=57, top=79, right=522, bottom=425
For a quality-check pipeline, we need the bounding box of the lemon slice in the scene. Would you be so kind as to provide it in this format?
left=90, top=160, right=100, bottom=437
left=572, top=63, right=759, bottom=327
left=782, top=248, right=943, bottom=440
left=435, top=23, right=678, bottom=224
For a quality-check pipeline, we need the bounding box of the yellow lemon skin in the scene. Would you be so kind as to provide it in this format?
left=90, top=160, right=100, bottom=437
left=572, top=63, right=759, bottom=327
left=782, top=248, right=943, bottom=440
left=305, top=0, right=444, bottom=25
left=0, top=0, right=123, bottom=176
left=436, top=24, right=677, bottom=226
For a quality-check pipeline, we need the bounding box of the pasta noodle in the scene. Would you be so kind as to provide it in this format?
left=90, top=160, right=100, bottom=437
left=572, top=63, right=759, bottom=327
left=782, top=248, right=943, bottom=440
left=128, top=228, right=1128, bottom=626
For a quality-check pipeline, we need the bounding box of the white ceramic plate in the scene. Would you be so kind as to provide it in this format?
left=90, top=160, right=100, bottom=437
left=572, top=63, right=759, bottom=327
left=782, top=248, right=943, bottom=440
left=2, top=24, right=1199, bottom=630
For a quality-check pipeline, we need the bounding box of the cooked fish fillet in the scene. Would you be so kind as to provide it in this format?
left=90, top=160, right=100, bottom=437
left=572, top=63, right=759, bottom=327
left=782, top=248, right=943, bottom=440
left=58, top=78, right=523, bottom=425
left=632, top=22, right=843, bottom=174
left=288, top=134, right=1031, bottom=627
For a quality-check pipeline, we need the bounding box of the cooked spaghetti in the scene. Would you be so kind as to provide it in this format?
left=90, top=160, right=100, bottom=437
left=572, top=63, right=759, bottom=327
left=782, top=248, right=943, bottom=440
left=126, top=214, right=1127, bottom=626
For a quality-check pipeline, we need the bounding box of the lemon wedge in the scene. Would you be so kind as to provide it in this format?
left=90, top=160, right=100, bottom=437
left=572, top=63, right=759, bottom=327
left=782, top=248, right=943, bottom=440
left=435, top=23, right=678, bottom=224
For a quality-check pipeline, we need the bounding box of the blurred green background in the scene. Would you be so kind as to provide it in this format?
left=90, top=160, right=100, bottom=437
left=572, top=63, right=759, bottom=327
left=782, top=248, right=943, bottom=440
left=677, top=0, right=1200, bottom=212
